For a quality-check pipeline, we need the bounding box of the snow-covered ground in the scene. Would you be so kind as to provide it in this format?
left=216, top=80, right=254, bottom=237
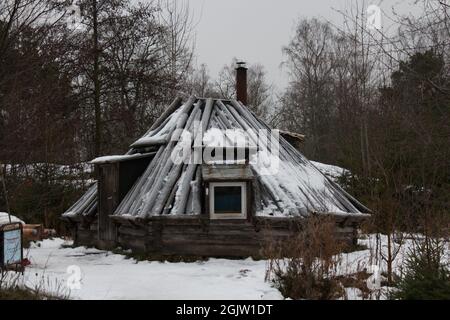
left=19, top=239, right=282, bottom=300
left=3, top=159, right=448, bottom=300
left=13, top=234, right=447, bottom=300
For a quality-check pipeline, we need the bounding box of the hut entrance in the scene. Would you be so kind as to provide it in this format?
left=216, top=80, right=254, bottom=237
left=96, top=153, right=155, bottom=249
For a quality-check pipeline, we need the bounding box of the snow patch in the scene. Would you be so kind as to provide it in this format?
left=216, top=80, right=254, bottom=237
left=10, top=234, right=449, bottom=300
left=310, top=161, right=349, bottom=182
left=90, top=154, right=148, bottom=164
left=203, top=128, right=250, bottom=148
left=0, top=212, right=25, bottom=226
left=132, top=106, right=183, bottom=147
left=20, top=238, right=283, bottom=300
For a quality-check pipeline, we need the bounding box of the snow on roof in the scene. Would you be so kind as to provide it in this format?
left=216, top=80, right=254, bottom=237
left=130, top=105, right=183, bottom=148
left=310, top=161, right=349, bottom=182
left=114, top=97, right=369, bottom=218
left=90, top=153, right=153, bottom=164
left=203, top=128, right=251, bottom=148
left=62, top=183, right=97, bottom=218
left=64, top=96, right=370, bottom=220
left=0, top=212, right=25, bottom=226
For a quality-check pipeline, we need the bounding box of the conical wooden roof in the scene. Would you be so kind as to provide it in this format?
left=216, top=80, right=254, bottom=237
left=63, top=96, right=370, bottom=220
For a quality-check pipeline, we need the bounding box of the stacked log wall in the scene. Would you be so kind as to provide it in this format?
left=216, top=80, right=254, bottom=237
left=71, top=216, right=360, bottom=258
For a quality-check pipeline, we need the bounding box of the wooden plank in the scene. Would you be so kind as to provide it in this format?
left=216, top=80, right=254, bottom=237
left=202, top=164, right=254, bottom=181
left=97, top=163, right=118, bottom=247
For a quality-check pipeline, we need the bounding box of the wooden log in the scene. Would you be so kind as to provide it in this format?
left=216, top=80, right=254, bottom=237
left=127, top=146, right=169, bottom=215
left=126, top=97, right=195, bottom=216
left=112, top=213, right=360, bottom=258
left=189, top=167, right=202, bottom=214
left=161, top=98, right=212, bottom=215
left=140, top=97, right=197, bottom=216
left=125, top=97, right=197, bottom=215
left=152, top=104, right=202, bottom=215
left=162, top=175, right=181, bottom=215
left=231, top=100, right=326, bottom=215
left=234, top=99, right=367, bottom=215
left=115, top=146, right=164, bottom=215
left=118, top=225, right=147, bottom=237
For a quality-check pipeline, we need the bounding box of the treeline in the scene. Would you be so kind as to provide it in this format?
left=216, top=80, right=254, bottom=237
left=0, top=0, right=449, bottom=233
left=0, top=0, right=274, bottom=227
left=0, top=0, right=196, bottom=163
left=274, top=2, right=450, bottom=235
left=0, top=0, right=197, bottom=226
left=268, top=1, right=449, bottom=292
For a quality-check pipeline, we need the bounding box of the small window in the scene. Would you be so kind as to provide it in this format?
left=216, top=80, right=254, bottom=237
left=209, top=182, right=247, bottom=219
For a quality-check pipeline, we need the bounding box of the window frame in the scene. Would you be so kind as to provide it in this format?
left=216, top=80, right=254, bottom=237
left=209, top=181, right=247, bottom=220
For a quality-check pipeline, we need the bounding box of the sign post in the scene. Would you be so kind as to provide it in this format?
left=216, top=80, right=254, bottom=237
left=0, top=222, right=23, bottom=270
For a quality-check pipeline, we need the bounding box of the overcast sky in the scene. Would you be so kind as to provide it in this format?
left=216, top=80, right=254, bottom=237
left=184, top=0, right=419, bottom=91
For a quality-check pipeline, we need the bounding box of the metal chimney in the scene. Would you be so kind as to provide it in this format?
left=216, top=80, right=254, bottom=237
left=235, top=61, right=248, bottom=105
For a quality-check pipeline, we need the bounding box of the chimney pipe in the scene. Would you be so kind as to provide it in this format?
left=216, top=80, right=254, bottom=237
left=235, top=61, right=247, bottom=105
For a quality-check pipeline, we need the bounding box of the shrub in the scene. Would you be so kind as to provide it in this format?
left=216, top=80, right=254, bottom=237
left=2, top=163, right=90, bottom=232
left=265, top=216, right=345, bottom=300
left=1, top=269, right=69, bottom=300
left=392, top=238, right=450, bottom=300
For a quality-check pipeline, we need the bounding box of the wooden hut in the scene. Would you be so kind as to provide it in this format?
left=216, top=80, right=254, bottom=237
left=62, top=66, right=370, bottom=258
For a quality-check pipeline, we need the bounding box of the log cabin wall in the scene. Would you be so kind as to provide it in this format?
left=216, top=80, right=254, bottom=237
left=74, top=221, right=98, bottom=246
left=109, top=216, right=360, bottom=258
left=96, top=156, right=154, bottom=249
left=72, top=214, right=360, bottom=258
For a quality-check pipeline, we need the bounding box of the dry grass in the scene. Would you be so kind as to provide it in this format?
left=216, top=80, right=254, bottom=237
left=265, top=215, right=347, bottom=300
left=336, top=271, right=372, bottom=299
left=1, top=267, right=69, bottom=300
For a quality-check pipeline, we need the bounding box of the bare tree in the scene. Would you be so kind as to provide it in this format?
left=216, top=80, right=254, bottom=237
left=211, top=58, right=273, bottom=119
left=0, top=0, right=67, bottom=60
left=158, top=0, right=195, bottom=94
left=92, top=0, right=101, bottom=157
left=71, top=0, right=196, bottom=156
left=187, top=63, right=214, bottom=97
left=247, top=63, right=273, bottom=119
left=278, top=18, right=337, bottom=161
left=329, top=1, right=450, bottom=283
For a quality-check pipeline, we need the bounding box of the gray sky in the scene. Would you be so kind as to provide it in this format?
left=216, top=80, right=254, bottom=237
left=186, top=0, right=419, bottom=91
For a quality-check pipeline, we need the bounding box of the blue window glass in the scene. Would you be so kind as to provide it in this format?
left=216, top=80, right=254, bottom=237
left=214, top=186, right=242, bottom=213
